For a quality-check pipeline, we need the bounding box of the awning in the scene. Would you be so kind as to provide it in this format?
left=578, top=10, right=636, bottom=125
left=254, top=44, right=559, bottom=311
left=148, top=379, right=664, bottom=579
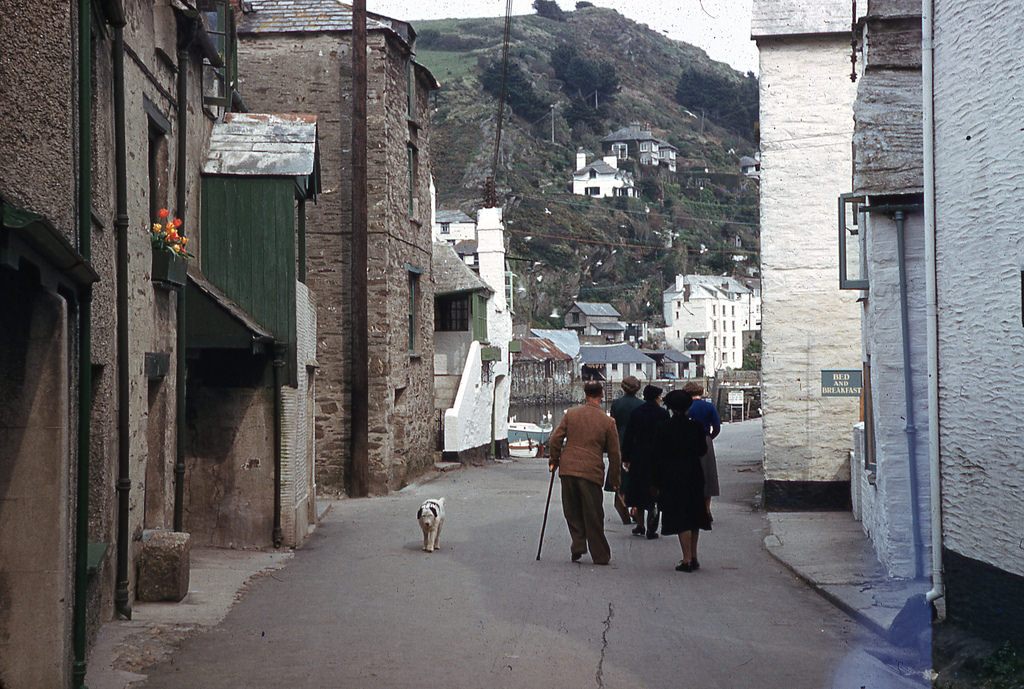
left=186, top=268, right=275, bottom=352
left=0, top=198, right=99, bottom=297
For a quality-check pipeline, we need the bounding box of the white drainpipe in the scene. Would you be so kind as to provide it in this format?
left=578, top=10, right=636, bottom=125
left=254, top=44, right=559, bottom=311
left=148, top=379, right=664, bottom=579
left=922, top=0, right=945, bottom=616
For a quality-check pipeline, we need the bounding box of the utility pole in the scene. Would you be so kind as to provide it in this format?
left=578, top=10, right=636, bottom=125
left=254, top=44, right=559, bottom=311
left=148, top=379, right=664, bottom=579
left=350, top=0, right=369, bottom=497
left=550, top=103, right=555, bottom=143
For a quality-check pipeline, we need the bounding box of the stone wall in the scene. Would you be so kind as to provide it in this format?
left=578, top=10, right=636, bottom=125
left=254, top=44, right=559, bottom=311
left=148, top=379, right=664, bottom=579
left=756, top=34, right=862, bottom=507
left=238, top=29, right=436, bottom=495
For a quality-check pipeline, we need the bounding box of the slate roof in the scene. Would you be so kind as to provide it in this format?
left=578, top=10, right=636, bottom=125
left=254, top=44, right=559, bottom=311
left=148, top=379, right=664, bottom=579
left=602, top=124, right=655, bottom=143
left=239, top=0, right=396, bottom=38
left=453, top=239, right=478, bottom=255
left=432, top=243, right=491, bottom=296
left=663, top=274, right=754, bottom=299
left=591, top=321, right=625, bottom=332
left=516, top=337, right=573, bottom=362
left=646, top=349, right=693, bottom=363
left=573, top=159, right=621, bottom=176
left=530, top=329, right=581, bottom=358
left=203, top=113, right=318, bottom=177
left=435, top=209, right=474, bottom=224
left=572, top=301, right=622, bottom=318
left=579, top=343, right=654, bottom=365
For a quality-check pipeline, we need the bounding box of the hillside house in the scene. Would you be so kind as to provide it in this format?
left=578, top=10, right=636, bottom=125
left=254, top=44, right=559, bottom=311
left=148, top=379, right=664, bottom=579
left=571, top=149, right=638, bottom=198
left=740, top=154, right=761, bottom=178
left=238, top=0, right=440, bottom=495
left=753, top=0, right=862, bottom=510
left=564, top=301, right=625, bottom=343
left=579, top=343, right=655, bottom=384
left=433, top=208, right=476, bottom=242
left=601, top=122, right=678, bottom=172
left=663, top=274, right=760, bottom=375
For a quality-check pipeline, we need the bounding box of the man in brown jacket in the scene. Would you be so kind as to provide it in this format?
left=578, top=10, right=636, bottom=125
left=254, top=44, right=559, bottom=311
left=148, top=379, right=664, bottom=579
left=548, top=381, right=622, bottom=565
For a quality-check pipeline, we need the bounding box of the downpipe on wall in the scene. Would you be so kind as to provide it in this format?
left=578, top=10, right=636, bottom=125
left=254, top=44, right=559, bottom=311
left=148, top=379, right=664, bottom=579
left=273, top=344, right=285, bottom=548
left=922, top=0, right=945, bottom=616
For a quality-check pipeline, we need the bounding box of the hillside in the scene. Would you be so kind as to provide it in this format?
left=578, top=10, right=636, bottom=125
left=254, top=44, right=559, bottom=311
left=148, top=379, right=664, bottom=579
left=415, top=6, right=759, bottom=332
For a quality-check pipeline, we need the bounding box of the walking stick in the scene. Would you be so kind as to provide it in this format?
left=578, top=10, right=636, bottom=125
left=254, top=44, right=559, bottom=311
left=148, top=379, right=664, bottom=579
left=536, top=466, right=556, bottom=561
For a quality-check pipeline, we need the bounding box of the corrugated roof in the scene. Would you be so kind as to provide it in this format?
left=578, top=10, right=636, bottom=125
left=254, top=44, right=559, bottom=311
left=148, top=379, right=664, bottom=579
left=573, top=301, right=622, bottom=318
left=579, top=343, right=654, bottom=365
left=435, top=209, right=474, bottom=224
left=203, top=113, right=318, bottom=177
left=516, top=337, right=573, bottom=362
left=432, top=243, right=491, bottom=296
left=530, top=329, right=581, bottom=358
left=239, top=0, right=395, bottom=37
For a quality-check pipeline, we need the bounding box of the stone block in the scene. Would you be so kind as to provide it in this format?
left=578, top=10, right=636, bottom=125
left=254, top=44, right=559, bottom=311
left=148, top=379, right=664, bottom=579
left=137, top=530, right=191, bottom=602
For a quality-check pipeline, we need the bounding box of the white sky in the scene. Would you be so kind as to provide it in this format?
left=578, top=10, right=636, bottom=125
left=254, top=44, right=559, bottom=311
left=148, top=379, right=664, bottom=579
left=366, top=0, right=758, bottom=74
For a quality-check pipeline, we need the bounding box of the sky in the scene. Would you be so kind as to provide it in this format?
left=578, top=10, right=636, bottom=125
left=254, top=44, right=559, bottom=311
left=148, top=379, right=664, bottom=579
left=365, top=0, right=759, bottom=74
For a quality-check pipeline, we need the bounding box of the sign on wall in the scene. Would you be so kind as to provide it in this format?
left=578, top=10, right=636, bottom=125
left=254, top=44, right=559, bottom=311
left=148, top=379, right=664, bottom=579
left=727, top=390, right=745, bottom=405
left=821, top=369, right=862, bottom=397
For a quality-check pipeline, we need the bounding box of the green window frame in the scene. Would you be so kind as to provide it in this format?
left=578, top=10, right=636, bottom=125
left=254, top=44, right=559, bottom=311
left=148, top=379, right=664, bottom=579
left=472, top=292, right=488, bottom=343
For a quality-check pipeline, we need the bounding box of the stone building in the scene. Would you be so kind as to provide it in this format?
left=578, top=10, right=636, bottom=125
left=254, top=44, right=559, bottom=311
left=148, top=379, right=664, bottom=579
left=752, top=0, right=863, bottom=509
left=237, top=1, right=440, bottom=495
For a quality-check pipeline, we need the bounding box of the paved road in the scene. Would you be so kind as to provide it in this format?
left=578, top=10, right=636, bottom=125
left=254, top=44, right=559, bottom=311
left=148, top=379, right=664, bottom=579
left=136, top=419, right=909, bottom=689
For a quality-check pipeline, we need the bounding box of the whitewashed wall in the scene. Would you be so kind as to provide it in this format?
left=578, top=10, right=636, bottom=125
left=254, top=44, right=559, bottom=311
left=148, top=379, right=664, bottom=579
left=478, top=208, right=512, bottom=443
left=933, top=0, right=1024, bottom=579
left=757, top=35, right=862, bottom=485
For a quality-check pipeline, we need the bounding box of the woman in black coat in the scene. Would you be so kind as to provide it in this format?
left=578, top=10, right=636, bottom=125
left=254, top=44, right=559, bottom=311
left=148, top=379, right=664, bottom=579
left=621, top=385, right=668, bottom=538
left=654, top=390, right=709, bottom=572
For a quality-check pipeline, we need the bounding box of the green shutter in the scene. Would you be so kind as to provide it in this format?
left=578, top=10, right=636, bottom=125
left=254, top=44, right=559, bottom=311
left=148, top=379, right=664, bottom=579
left=472, top=292, right=488, bottom=342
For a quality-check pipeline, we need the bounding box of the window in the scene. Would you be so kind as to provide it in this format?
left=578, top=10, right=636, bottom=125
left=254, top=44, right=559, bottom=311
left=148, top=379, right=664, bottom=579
left=640, top=141, right=650, bottom=152
left=440, top=222, right=450, bottom=235
left=732, top=305, right=735, bottom=316
left=611, top=363, right=618, bottom=371
left=406, top=58, right=414, bottom=118
left=613, top=143, right=628, bottom=159
left=472, top=293, right=488, bottom=342
left=712, top=304, right=716, bottom=315
left=589, top=169, right=597, bottom=179
left=202, top=1, right=237, bottom=110
left=635, top=363, right=642, bottom=372
left=588, top=187, right=600, bottom=196
left=407, top=144, right=418, bottom=217
left=435, top=295, right=469, bottom=331
left=571, top=312, right=580, bottom=324
left=408, top=270, right=421, bottom=353
left=147, top=107, right=170, bottom=219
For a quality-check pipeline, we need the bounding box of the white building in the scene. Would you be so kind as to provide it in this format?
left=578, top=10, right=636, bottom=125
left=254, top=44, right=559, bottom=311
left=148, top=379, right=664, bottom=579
left=663, top=274, right=760, bottom=376
left=433, top=208, right=476, bottom=243
left=579, top=343, right=655, bottom=384
left=432, top=208, right=514, bottom=462
left=571, top=149, right=638, bottom=199
left=753, top=0, right=863, bottom=510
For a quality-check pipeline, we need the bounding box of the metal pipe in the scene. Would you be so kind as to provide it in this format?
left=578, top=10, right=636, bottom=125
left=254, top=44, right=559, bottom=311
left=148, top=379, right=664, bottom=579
left=113, top=18, right=133, bottom=621
left=72, top=0, right=94, bottom=682
left=893, top=210, right=925, bottom=579
left=272, top=344, right=285, bottom=548
left=922, top=0, right=945, bottom=613
left=350, top=0, right=369, bottom=496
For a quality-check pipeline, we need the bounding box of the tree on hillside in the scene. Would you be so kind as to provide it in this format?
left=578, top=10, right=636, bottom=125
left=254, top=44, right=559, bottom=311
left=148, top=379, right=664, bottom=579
left=479, top=60, right=551, bottom=122
left=551, top=44, right=619, bottom=102
left=675, top=67, right=758, bottom=140
left=533, top=0, right=566, bottom=21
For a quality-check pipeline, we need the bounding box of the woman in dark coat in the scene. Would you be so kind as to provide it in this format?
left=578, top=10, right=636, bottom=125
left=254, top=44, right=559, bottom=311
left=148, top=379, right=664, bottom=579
left=655, top=390, right=709, bottom=572
left=621, top=385, right=668, bottom=538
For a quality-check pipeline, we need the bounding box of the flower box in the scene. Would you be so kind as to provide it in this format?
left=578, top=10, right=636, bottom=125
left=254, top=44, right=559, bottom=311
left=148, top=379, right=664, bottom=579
left=152, top=250, right=187, bottom=288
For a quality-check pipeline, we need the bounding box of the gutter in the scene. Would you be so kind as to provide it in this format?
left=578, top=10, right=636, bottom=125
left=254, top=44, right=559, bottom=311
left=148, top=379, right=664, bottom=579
left=922, top=0, right=945, bottom=615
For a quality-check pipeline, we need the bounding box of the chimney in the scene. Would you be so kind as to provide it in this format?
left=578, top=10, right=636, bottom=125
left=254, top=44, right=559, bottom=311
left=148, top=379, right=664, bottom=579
left=576, top=148, right=588, bottom=171
left=602, top=155, right=617, bottom=170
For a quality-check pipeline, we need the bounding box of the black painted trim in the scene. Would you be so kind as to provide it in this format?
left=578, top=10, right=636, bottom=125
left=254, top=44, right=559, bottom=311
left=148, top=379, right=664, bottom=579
left=944, top=547, right=1024, bottom=645
left=763, top=480, right=852, bottom=511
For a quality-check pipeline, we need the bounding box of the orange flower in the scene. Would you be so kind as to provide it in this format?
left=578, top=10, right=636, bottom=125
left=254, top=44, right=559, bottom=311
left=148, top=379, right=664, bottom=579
left=152, top=223, right=162, bottom=232
left=173, top=218, right=182, bottom=228
left=158, top=208, right=170, bottom=219
left=173, top=244, right=183, bottom=253
left=168, top=230, right=179, bottom=241
left=181, top=237, right=189, bottom=245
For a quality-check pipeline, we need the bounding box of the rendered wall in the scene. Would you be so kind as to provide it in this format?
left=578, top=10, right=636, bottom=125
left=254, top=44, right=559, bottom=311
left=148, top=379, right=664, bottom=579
left=933, top=0, right=1024, bottom=588
left=757, top=35, right=861, bottom=506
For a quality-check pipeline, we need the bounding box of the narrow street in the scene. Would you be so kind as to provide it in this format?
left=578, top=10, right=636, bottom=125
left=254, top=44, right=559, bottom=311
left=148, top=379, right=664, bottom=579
left=131, top=420, right=910, bottom=689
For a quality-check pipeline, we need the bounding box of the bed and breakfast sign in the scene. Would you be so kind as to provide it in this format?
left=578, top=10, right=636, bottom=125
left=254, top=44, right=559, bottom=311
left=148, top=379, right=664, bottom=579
left=820, top=370, right=862, bottom=397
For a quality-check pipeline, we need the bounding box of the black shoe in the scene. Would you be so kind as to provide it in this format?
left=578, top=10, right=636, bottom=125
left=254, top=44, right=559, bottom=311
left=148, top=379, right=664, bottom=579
left=572, top=552, right=583, bottom=562
left=675, top=561, right=694, bottom=572
left=631, top=525, right=645, bottom=536
left=646, top=532, right=659, bottom=540
left=692, top=557, right=700, bottom=570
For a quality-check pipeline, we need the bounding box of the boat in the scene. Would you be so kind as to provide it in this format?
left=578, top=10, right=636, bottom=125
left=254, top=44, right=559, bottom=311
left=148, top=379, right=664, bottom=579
left=507, top=419, right=553, bottom=458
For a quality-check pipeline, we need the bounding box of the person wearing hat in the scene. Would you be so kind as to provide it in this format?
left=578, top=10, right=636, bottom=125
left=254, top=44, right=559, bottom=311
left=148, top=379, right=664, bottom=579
left=548, top=381, right=622, bottom=565
left=621, top=384, right=668, bottom=538
left=655, top=390, right=709, bottom=572
left=609, top=375, right=643, bottom=526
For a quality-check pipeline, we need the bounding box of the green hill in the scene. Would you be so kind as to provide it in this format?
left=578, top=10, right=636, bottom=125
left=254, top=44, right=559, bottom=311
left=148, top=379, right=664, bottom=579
left=416, top=6, right=759, bottom=330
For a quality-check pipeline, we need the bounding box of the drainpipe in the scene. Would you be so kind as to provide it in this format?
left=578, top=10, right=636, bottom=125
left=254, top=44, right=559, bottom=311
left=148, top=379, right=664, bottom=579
left=112, top=3, right=132, bottom=621
left=272, top=344, right=285, bottom=548
left=350, top=0, right=369, bottom=496
left=893, top=209, right=925, bottom=579
left=72, top=0, right=94, bottom=680
left=922, top=0, right=945, bottom=614
left=173, top=17, right=198, bottom=533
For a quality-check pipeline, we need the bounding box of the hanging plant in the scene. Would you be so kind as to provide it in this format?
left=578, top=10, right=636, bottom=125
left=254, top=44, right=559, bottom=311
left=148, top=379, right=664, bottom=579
left=150, top=208, right=192, bottom=258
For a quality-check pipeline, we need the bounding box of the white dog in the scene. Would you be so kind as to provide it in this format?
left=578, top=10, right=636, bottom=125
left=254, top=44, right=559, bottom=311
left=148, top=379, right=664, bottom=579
left=417, top=497, right=446, bottom=552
